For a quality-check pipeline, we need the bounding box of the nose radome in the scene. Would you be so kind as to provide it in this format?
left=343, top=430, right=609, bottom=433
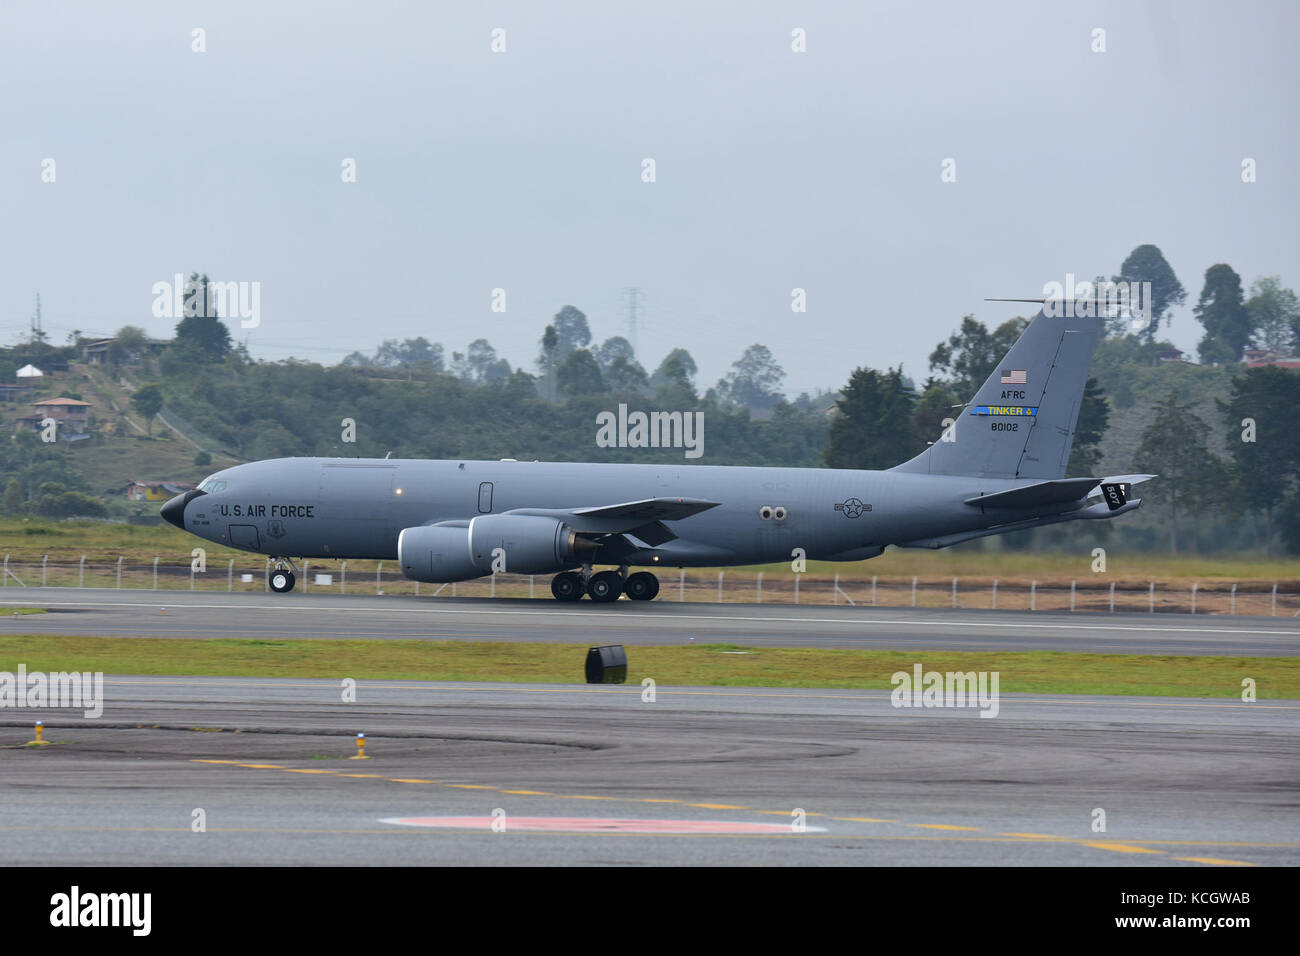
left=161, top=489, right=205, bottom=530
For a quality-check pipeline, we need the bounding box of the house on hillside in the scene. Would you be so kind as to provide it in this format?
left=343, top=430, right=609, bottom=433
left=16, top=397, right=93, bottom=438
left=81, top=339, right=116, bottom=364
left=16, top=363, right=44, bottom=379
left=126, top=480, right=195, bottom=501
left=82, top=337, right=171, bottom=365
left=1242, top=348, right=1300, bottom=369
left=0, top=383, right=36, bottom=402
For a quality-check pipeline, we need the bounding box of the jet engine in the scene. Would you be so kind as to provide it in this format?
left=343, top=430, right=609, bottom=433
left=399, top=515, right=596, bottom=583
left=398, top=525, right=483, bottom=582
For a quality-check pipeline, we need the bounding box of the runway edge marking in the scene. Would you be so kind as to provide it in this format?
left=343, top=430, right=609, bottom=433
left=187, top=759, right=1262, bottom=865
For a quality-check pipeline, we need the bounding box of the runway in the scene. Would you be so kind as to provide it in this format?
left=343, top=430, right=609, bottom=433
left=1, top=676, right=1297, bottom=865
left=4, top=587, right=1300, bottom=655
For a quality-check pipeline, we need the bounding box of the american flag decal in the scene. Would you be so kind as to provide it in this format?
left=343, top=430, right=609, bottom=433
left=1000, top=369, right=1027, bottom=385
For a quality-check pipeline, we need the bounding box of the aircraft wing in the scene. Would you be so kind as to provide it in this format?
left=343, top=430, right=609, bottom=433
left=571, top=497, right=720, bottom=522
left=502, top=497, right=720, bottom=536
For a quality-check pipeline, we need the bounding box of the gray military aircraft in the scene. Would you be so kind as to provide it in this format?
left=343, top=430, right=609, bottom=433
left=161, top=307, right=1151, bottom=601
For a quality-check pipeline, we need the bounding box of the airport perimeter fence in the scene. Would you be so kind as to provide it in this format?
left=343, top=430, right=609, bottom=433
left=4, top=553, right=1300, bottom=617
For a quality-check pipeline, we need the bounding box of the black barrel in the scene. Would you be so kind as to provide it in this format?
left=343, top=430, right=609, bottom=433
left=585, top=644, right=628, bottom=684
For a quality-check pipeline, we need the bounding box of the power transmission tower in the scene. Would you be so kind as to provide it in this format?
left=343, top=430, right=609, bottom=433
left=30, top=293, right=47, bottom=346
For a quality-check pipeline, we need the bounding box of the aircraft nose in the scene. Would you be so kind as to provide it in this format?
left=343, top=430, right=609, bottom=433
left=160, top=490, right=206, bottom=530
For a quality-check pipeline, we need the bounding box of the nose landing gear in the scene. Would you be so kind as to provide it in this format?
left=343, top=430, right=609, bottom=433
left=268, top=557, right=300, bottom=593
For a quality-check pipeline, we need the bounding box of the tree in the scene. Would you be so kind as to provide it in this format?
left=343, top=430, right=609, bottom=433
left=402, top=337, right=444, bottom=372
left=1065, top=377, right=1111, bottom=476
left=375, top=337, right=444, bottom=373
left=604, top=356, right=650, bottom=394
left=1132, top=392, right=1221, bottom=553
left=824, top=366, right=917, bottom=470
left=174, top=272, right=232, bottom=364
left=1220, top=366, right=1300, bottom=552
left=466, top=339, right=510, bottom=384
left=1194, top=264, right=1252, bottom=364
left=1279, top=494, right=1300, bottom=555
left=556, top=349, right=606, bottom=397
left=595, top=336, right=636, bottom=371
left=1245, top=276, right=1300, bottom=355
left=928, top=315, right=1028, bottom=400
left=194, top=451, right=212, bottom=468
left=108, top=326, right=146, bottom=366
left=1, top=477, right=23, bottom=516
left=342, top=351, right=373, bottom=368
left=33, top=482, right=107, bottom=518
left=550, top=305, right=592, bottom=357
left=1113, top=244, right=1186, bottom=342
left=714, top=344, right=786, bottom=414
left=910, top=380, right=959, bottom=452
left=131, top=384, right=164, bottom=435
left=537, top=325, right=561, bottom=400
left=373, top=339, right=404, bottom=367
left=650, top=348, right=697, bottom=390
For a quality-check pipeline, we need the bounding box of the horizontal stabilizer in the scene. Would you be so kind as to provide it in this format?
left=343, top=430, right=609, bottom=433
left=901, top=498, right=1143, bottom=549
left=965, top=477, right=1101, bottom=509
left=1094, top=474, right=1157, bottom=489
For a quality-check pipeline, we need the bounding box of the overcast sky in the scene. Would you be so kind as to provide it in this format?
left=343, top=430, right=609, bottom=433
left=2, top=1, right=1296, bottom=396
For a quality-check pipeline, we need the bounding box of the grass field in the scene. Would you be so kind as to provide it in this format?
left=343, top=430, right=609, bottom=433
left=0, top=635, right=1295, bottom=698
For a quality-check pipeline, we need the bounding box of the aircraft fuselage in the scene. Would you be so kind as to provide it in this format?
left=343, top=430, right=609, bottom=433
left=167, top=456, right=1107, bottom=568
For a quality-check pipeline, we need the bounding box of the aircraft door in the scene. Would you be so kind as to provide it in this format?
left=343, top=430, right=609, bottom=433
left=478, top=481, right=494, bottom=513
left=228, top=524, right=261, bottom=551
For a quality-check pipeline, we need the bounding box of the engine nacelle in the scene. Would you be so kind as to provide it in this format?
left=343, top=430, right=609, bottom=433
left=398, top=524, right=484, bottom=582
left=398, top=516, right=594, bottom=582
left=467, top=514, right=594, bottom=574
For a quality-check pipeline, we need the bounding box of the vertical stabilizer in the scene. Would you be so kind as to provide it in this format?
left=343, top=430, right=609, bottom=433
left=892, top=309, right=1100, bottom=479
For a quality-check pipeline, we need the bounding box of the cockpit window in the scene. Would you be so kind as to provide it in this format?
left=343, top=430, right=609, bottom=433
left=198, top=476, right=228, bottom=494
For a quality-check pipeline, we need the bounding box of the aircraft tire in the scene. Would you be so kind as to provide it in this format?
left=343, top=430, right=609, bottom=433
left=550, top=571, right=585, bottom=601
left=624, top=571, right=659, bottom=601
left=586, top=570, right=623, bottom=603
left=269, top=569, right=296, bottom=593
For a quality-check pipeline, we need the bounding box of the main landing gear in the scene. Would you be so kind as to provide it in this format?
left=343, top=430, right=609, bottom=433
left=268, top=557, right=299, bottom=593
left=548, top=568, right=661, bottom=602
left=550, top=571, right=585, bottom=601
left=623, top=571, right=660, bottom=601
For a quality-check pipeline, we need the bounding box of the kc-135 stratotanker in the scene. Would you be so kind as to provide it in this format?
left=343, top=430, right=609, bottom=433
left=162, top=307, right=1152, bottom=602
